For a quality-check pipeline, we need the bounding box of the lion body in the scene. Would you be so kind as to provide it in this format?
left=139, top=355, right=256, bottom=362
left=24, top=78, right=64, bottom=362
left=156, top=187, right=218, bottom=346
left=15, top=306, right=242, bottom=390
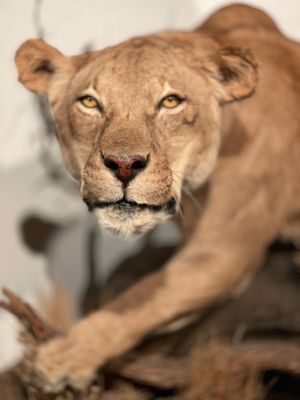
left=14, top=4, right=300, bottom=392
left=187, top=5, right=300, bottom=244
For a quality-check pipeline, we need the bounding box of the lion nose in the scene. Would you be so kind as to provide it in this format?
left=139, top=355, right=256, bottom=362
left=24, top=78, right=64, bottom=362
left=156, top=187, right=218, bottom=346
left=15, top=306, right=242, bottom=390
left=102, top=154, right=148, bottom=184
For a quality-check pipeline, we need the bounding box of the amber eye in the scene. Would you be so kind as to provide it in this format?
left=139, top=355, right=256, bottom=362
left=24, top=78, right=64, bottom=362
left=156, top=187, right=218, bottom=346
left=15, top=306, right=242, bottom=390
left=159, top=94, right=184, bottom=109
left=79, top=95, right=99, bottom=109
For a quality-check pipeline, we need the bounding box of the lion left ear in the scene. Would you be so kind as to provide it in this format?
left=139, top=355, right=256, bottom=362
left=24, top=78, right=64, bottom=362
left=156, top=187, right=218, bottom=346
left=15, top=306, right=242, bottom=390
left=15, top=39, right=75, bottom=94
left=203, top=47, right=258, bottom=103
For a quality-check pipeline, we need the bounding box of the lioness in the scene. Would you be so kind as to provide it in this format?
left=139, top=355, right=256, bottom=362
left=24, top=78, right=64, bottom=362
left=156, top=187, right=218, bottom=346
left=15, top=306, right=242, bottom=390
left=15, top=4, right=300, bottom=392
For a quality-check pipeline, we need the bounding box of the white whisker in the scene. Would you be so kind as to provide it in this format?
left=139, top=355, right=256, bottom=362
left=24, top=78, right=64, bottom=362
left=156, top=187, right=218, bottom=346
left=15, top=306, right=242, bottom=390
left=171, top=169, right=202, bottom=214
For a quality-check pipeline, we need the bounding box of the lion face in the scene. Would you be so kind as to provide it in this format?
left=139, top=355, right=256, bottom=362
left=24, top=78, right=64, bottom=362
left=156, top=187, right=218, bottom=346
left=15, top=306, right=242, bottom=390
left=15, top=33, right=257, bottom=236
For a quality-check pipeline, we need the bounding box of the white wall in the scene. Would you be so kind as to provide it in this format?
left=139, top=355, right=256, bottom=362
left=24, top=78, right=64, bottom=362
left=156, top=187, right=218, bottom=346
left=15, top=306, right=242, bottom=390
left=0, top=0, right=300, bottom=371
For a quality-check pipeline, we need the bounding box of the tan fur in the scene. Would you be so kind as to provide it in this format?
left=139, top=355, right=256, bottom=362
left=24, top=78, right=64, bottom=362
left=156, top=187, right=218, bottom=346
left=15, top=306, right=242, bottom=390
left=37, top=281, right=73, bottom=332
left=15, top=4, right=300, bottom=392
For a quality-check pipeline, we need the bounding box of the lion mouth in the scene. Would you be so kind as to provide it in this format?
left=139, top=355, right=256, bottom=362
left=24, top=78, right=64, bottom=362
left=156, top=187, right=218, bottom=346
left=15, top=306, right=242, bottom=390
left=84, top=197, right=176, bottom=213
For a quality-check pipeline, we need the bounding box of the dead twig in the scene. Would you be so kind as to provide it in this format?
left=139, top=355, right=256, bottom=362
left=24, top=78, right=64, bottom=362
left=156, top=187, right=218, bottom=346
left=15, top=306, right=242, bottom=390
left=0, top=288, right=56, bottom=342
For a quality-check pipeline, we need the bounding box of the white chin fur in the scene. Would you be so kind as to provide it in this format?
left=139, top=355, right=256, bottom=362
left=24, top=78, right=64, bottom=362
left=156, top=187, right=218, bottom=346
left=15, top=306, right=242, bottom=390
left=94, top=207, right=171, bottom=237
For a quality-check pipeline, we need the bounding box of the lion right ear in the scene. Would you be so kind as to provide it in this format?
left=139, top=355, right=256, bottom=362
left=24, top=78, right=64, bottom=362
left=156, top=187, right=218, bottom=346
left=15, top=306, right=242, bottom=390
left=15, top=39, right=74, bottom=94
left=203, top=47, right=258, bottom=104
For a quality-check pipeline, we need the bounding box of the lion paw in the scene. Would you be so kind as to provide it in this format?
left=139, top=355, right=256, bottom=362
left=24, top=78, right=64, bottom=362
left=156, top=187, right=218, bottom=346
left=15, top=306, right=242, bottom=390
left=34, top=335, right=99, bottom=392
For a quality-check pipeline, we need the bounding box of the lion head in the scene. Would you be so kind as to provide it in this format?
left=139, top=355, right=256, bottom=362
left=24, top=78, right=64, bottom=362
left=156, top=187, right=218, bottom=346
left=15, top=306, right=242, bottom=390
left=15, top=32, right=257, bottom=236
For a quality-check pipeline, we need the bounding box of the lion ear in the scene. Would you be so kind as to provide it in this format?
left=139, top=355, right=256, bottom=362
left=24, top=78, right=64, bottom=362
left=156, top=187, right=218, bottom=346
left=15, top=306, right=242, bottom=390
left=203, top=47, right=258, bottom=103
left=15, top=39, right=74, bottom=94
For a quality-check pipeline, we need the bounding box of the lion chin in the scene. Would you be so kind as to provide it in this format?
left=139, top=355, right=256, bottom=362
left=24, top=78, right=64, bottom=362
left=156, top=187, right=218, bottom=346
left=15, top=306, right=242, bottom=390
left=94, top=207, right=171, bottom=237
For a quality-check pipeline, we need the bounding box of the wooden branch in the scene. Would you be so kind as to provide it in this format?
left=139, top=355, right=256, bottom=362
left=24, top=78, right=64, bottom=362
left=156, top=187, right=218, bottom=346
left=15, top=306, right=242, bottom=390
left=234, top=340, right=300, bottom=376
left=106, top=340, right=300, bottom=390
left=105, top=353, right=189, bottom=389
left=0, top=288, right=56, bottom=342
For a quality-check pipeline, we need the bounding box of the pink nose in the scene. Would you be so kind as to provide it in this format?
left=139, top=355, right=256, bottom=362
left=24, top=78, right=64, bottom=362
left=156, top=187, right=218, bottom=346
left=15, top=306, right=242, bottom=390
left=102, top=154, right=148, bottom=184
